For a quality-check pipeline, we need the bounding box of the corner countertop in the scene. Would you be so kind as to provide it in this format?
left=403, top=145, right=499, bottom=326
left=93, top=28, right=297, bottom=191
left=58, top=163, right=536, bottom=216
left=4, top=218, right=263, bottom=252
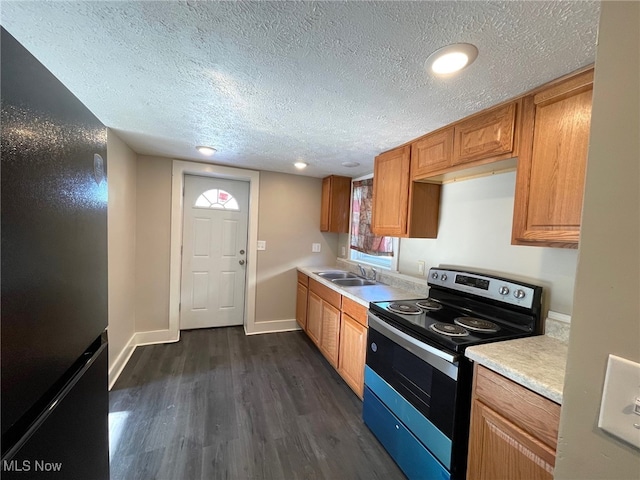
left=297, top=266, right=422, bottom=308
left=465, top=335, right=568, bottom=404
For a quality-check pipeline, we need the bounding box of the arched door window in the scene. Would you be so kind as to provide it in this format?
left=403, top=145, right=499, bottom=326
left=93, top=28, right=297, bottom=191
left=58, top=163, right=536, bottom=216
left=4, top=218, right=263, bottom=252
left=194, top=189, right=240, bottom=210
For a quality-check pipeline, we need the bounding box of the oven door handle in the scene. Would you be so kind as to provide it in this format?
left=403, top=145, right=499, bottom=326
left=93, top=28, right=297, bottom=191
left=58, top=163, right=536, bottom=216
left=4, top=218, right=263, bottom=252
left=368, top=312, right=459, bottom=380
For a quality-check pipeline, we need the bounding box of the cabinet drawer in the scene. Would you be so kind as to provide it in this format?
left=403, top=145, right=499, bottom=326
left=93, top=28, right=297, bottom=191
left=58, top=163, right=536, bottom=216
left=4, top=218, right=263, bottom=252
left=297, top=271, right=308, bottom=286
left=411, top=128, right=454, bottom=178
left=474, top=365, right=560, bottom=449
left=309, top=279, right=341, bottom=308
left=342, top=297, right=368, bottom=326
left=453, top=102, right=517, bottom=165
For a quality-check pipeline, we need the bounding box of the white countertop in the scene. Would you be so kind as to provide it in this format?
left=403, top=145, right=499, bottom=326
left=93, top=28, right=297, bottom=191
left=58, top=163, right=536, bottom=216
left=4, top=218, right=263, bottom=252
left=297, top=266, right=420, bottom=307
left=465, top=335, right=568, bottom=404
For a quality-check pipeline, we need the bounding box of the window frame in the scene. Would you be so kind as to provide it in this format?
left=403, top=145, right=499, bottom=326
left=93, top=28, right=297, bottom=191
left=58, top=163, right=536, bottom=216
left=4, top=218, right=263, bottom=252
left=348, top=174, right=399, bottom=272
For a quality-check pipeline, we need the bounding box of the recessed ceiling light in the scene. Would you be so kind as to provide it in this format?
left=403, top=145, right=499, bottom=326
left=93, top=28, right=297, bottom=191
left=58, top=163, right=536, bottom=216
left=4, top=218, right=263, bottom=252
left=196, top=145, right=216, bottom=156
left=341, top=161, right=360, bottom=168
left=425, top=43, right=478, bottom=76
left=294, top=162, right=308, bottom=169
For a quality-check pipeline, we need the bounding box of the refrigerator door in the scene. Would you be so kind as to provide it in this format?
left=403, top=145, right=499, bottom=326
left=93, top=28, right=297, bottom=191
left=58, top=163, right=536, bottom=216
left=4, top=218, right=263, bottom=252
left=1, top=337, right=109, bottom=479
left=1, top=26, right=108, bottom=445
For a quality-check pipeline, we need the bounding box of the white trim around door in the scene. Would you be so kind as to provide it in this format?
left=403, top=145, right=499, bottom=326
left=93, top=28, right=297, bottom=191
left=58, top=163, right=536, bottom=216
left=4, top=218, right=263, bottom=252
left=169, top=161, right=260, bottom=339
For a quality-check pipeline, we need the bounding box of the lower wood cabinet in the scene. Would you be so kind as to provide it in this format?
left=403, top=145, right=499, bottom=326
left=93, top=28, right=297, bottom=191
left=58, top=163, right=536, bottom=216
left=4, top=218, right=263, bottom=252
left=296, top=273, right=308, bottom=330
left=301, top=276, right=369, bottom=398
left=306, top=290, right=322, bottom=346
left=467, top=365, right=561, bottom=480
left=319, top=301, right=341, bottom=367
left=338, top=313, right=367, bottom=398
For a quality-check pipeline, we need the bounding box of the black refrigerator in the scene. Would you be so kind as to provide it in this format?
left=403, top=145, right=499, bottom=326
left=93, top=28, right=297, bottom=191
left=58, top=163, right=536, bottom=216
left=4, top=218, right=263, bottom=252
left=1, top=28, right=110, bottom=479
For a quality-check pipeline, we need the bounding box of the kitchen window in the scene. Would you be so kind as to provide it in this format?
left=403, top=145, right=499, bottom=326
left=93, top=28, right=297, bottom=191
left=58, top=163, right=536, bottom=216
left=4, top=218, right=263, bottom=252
left=349, top=177, right=398, bottom=270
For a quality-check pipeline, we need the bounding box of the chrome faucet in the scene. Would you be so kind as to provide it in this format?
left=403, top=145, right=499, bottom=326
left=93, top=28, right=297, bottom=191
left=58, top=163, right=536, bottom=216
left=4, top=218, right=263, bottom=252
left=357, top=264, right=367, bottom=277
left=357, top=264, right=377, bottom=282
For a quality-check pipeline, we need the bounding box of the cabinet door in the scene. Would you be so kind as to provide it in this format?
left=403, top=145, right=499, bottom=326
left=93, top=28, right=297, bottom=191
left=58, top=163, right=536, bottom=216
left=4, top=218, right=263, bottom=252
left=337, top=313, right=367, bottom=398
left=512, top=69, right=593, bottom=247
left=320, top=175, right=351, bottom=233
left=306, top=291, right=322, bottom=346
left=372, top=145, right=411, bottom=236
left=296, top=282, right=308, bottom=330
left=411, top=128, right=454, bottom=178
left=453, top=102, right=517, bottom=165
left=467, top=399, right=555, bottom=480
left=319, top=302, right=341, bottom=367
left=320, top=177, right=331, bottom=231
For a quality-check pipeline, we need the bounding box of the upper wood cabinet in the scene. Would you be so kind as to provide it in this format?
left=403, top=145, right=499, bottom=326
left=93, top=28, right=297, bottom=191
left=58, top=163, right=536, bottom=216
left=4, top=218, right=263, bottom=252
left=453, top=102, right=518, bottom=166
left=372, top=145, right=441, bottom=238
left=512, top=68, right=593, bottom=248
left=320, top=175, right=352, bottom=233
left=411, top=127, right=454, bottom=178
left=467, top=365, right=561, bottom=480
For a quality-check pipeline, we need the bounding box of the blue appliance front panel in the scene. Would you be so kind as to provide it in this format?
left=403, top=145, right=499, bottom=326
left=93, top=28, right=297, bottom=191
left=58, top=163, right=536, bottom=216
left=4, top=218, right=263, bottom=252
left=365, top=365, right=452, bottom=468
left=363, top=386, right=450, bottom=480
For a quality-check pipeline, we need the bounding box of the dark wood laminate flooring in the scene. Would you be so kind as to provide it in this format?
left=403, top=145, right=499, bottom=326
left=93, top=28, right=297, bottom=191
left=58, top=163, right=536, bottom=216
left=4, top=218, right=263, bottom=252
left=109, top=327, right=405, bottom=480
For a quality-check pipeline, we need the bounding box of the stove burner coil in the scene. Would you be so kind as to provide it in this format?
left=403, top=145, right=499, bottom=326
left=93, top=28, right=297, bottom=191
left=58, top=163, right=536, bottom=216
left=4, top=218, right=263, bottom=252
left=430, top=323, right=469, bottom=337
left=454, top=317, right=500, bottom=333
left=415, top=299, right=442, bottom=311
left=387, top=303, right=422, bottom=315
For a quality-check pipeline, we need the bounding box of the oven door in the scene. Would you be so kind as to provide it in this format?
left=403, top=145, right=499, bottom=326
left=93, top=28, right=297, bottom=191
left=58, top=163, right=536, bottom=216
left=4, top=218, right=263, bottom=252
left=364, top=312, right=468, bottom=480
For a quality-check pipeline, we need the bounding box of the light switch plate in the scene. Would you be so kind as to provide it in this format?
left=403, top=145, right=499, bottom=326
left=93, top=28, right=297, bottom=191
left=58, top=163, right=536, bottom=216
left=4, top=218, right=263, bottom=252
left=597, top=354, right=640, bottom=448
left=257, top=240, right=266, bottom=251
left=312, top=243, right=321, bottom=253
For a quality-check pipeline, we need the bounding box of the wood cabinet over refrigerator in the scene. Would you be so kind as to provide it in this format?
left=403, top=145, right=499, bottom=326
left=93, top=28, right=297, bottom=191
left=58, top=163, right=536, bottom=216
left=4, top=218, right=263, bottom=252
left=320, top=175, right=352, bottom=233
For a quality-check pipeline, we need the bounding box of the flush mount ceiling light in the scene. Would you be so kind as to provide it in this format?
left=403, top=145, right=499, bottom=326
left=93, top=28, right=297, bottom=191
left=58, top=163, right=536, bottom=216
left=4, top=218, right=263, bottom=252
left=294, top=161, right=308, bottom=169
left=196, top=145, right=216, bottom=156
left=425, top=43, right=478, bottom=76
left=341, top=161, right=360, bottom=168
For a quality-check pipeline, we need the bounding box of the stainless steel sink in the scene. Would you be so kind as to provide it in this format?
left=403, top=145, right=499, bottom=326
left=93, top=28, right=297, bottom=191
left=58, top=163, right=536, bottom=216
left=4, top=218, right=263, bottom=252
left=315, top=271, right=358, bottom=280
left=331, top=277, right=377, bottom=287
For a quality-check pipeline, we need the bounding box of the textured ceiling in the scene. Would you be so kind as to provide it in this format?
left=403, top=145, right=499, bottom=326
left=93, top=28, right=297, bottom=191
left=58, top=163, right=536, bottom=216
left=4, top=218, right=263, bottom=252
left=1, top=1, right=600, bottom=178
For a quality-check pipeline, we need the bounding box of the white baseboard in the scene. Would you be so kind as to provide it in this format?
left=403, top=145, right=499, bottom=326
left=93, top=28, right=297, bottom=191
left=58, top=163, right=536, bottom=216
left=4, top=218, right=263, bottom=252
left=109, top=321, right=298, bottom=389
left=133, top=329, right=180, bottom=346
left=245, top=318, right=301, bottom=335
left=108, top=329, right=180, bottom=390
left=108, top=333, right=136, bottom=390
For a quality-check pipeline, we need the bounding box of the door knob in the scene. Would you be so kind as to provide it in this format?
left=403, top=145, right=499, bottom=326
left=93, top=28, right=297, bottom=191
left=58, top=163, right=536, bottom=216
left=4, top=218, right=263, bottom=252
left=239, top=260, right=245, bottom=265
left=239, top=249, right=245, bottom=255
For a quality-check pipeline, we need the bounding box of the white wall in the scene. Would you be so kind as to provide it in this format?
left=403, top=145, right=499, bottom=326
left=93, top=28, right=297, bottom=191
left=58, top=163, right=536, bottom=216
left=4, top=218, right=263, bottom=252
left=106, top=130, right=137, bottom=382
left=399, top=171, right=578, bottom=314
left=555, top=2, right=640, bottom=477
left=135, top=155, right=173, bottom=333
left=256, top=171, right=339, bottom=325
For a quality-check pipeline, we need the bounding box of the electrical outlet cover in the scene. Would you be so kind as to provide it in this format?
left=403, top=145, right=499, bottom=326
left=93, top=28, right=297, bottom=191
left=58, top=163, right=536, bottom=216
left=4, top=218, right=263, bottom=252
left=597, top=354, right=640, bottom=448
left=312, top=243, right=321, bottom=253
left=257, top=240, right=266, bottom=251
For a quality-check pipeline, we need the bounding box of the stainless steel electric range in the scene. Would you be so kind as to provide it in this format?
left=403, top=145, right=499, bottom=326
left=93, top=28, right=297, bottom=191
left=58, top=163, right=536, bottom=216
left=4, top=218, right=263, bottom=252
left=363, top=267, right=543, bottom=480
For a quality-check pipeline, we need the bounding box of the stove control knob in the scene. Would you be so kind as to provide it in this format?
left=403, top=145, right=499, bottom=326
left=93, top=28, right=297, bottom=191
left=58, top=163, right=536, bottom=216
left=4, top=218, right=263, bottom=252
left=499, top=286, right=510, bottom=296
left=514, top=289, right=526, bottom=299
left=441, top=274, right=448, bottom=281
left=431, top=272, right=439, bottom=280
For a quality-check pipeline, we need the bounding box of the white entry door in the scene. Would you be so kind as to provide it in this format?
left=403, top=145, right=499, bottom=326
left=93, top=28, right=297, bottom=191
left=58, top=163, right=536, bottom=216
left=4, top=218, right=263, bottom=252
left=180, top=175, right=250, bottom=329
